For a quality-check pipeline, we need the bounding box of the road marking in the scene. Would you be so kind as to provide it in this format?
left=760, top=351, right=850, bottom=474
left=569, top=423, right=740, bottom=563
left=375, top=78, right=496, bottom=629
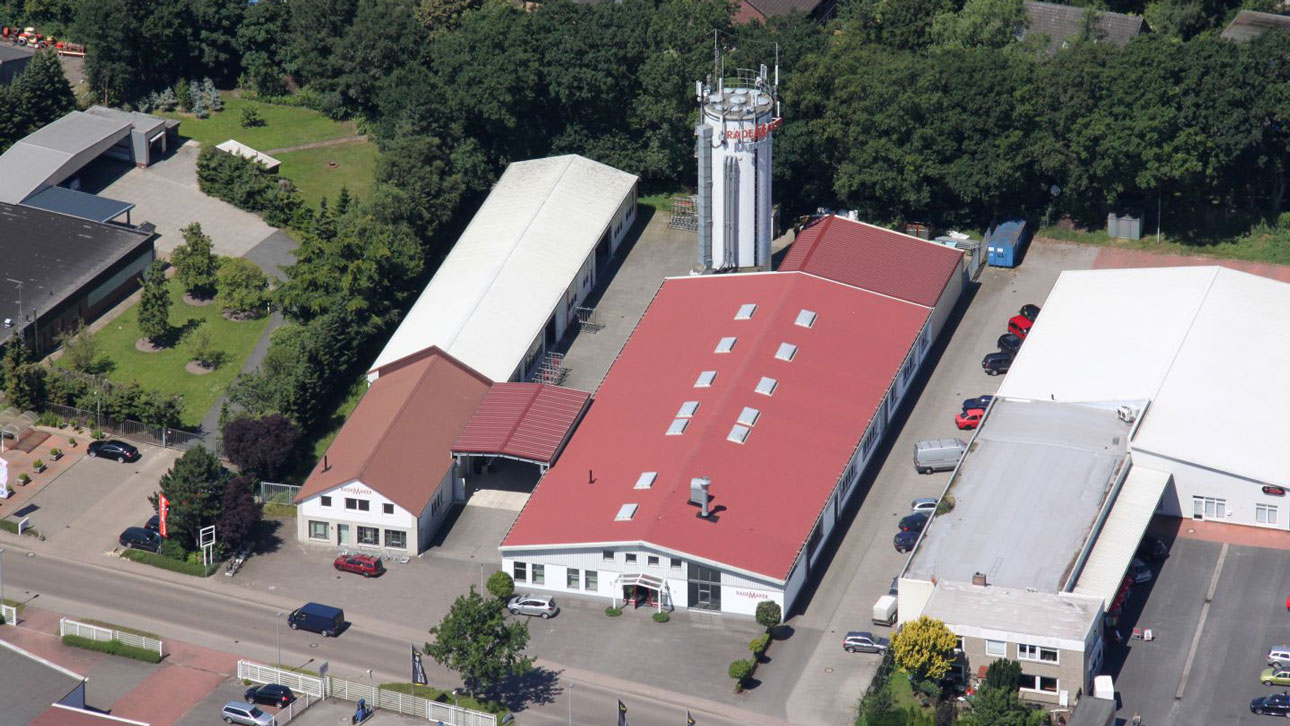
left=1176, top=542, right=1227, bottom=700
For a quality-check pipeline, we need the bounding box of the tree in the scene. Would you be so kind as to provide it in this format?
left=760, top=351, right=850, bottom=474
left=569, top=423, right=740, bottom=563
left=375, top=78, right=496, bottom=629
left=217, top=257, right=271, bottom=317
left=149, top=446, right=229, bottom=551
left=728, top=658, right=754, bottom=686
left=890, top=616, right=958, bottom=681
left=137, top=260, right=172, bottom=345
left=984, top=658, right=1023, bottom=691
left=957, top=681, right=1046, bottom=726
left=929, top=0, right=1027, bottom=49
left=172, top=223, right=220, bottom=299
left=755, top=601, right=781, bottom=631
left=241, top=105, right=265, bottom=128
left=214, top=475, right=262, bottom=554
left=486, top=571, right=515, bottom=600
left=57, top=321, right=100, bottom=373
left=425, top=589, right=533, bottom=696
left=77, top=0, right=195, bottom=103
left=415, top=0, right=482, bottom=37
left=186, top=327, right=219, bottom=368
left=14, top=50, right=75, bottom=136
left=222, top=414, right=301, bottom=480
left=0, top=336, right=44, bottom=411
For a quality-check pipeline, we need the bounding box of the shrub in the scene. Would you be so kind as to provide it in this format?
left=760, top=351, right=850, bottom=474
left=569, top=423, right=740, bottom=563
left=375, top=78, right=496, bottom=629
left=186, top=327, right=219, bottom=368
left=216, top=257, right=271, bottom=318
left=158, top=537, right=188, bottom=560
left=241, top=105, right=265, bottom=128
left=936, top=495, right=956, bottom=515
left=33, top=459, right=43, bottom=469
left=50, top=448, right=62, bottom=457
left=487, top=571, right=515, bottom=600
left=0, top=519, right=38, bottom=536
left=604, top=606, right=623, bottom=617
left=652, top=612, right=670, bottom=623
left=749, top=634, right=770, bottom=656
left=120, top=549, right=215, bottom=577
left=61, top=635, right=162, bottom=663
left=755, top=601, right=781, bottom=631
left=728, top=658, right=754, bottom=685
left=222, top=414, right=301, bottom=480
left=17, top=473, right=29, bottom=484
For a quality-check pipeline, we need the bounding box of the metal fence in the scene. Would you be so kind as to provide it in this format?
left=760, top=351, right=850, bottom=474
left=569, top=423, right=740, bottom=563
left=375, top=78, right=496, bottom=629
left=271, top=693, right=318, bottom=724
left=328, top=677, right=497, bottom=726
left=43, top=403, right=209, bottom=453
left=59, top=617, right=163, bottom=658
left=238, top=660, right=326, bottom=699
left=259, top=481, right=301, bottom=504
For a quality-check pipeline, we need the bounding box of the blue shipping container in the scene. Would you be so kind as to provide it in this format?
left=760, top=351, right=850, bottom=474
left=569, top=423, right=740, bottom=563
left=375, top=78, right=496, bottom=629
left=986, top=218, right=1028, bottom=268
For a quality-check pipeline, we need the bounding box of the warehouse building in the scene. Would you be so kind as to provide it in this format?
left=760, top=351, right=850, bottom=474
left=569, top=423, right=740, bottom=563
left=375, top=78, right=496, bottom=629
left=369, top=155, right=639, bottom=383
left=0, top=45, right=32, bottom=85
left=0, top=203, right=156, bottom=355
left=499, top=218, right=965, bottom=615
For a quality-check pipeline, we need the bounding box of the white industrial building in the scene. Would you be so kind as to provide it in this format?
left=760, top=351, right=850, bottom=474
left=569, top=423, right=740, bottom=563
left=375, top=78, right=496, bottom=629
left=368, top=155, right=639, bottom=383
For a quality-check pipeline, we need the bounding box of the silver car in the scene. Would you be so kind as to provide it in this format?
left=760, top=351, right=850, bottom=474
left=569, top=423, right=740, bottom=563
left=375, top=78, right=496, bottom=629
left=508, top=594, right=559, bottom=618
left=910, top=497, right=938, bottom=514
left=222, top=701, right=276, bottom=726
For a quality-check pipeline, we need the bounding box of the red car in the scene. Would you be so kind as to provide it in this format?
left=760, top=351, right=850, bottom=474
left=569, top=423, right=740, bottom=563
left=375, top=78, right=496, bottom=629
left=333, top=554, right=385, bottom=577
left=1007, top=315, right=1033, bottom=339
left=955, top=408, right=985, bottom=430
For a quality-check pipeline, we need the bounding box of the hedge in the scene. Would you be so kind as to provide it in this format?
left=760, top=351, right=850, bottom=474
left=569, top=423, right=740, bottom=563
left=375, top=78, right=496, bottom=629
left=120, top=549, right=217, bottom=577
left=378, top=683, right=509, bottom=718
left=62, top=634, right=162, bottom=663
left=0, top=519, right=41, bottom=538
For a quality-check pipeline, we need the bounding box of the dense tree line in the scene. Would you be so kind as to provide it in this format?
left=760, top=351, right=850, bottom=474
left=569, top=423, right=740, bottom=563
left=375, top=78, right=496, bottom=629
left=0, top=50, right=74, bottom=152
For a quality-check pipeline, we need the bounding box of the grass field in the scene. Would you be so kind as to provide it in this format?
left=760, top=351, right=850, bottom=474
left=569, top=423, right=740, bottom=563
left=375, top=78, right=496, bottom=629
left=158, top=94, right=359, bottom=151
left=1038, top=223, right=1290, bottom=266
left=60, top=278, right=270, bottom=428
left=276, top=140, right=379, bottom=208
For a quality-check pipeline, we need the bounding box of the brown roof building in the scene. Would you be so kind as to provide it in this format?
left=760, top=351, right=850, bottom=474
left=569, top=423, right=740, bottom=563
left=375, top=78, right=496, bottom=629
left=295, top=348, right=492, bottom=554
left=1022, top=1, right=1146, bottom=54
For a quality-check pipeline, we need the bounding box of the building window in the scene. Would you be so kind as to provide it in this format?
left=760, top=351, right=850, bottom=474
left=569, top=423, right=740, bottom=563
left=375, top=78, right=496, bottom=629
left=320, top=496, right=332, bottom=507
left=532, top=564, right=545, bottom=585
left=671, top=558, right=682, bottom=570
left=985, top=640, right=1006, bottom=657
left=1258, top=504, right=1278, bottom=525
left=647, top=556, right=659, bottom=567
left=384, top=529, right=406, bottom=549
left=383, top=503, right=394, bottom=515
left=1020, top=674, right=1059, bottom=693
left=514, top=562, right=527, bottom=583
left=602, top=550, right=614, bottom=562
left=585, top=570, right=598, bottom=590
left=357, top=526, right=379, bottom=545
left=1018, top=643, right=1058, bottom=663
left=1193, top=496, right=1226, bottom=520
left=345, top=498, right=370, bottom=512
left=625, top=553, right=637, bottom=564
left=308, top=521, right=329, bottom=540
left=567, top=568, right=580, bottom=589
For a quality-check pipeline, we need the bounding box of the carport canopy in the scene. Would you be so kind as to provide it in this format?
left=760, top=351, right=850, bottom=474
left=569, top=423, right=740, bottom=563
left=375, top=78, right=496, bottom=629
left=452, top=383, right=590, bottom=470
left=1070, top=465, right=1172, bottom=610
left=21, top=186, right=134, bottom=224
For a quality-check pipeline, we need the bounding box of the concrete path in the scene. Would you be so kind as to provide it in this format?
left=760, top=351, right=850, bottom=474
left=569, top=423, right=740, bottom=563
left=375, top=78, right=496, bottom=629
left=264, top=134, right=368, bottom=155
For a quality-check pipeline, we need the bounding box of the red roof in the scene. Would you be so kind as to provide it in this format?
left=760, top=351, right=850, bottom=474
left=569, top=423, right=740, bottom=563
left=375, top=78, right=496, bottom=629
left=295, top=348, right=492, bottom=514
left=780, top=215, right=964, bottom=307
left=453, top=383, right=591, bottom=464
left=502, top=272, right=932, bottom=581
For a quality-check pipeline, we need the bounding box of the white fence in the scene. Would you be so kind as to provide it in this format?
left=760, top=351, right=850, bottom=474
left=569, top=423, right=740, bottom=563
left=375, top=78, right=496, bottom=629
left=238, top=660, right=326, bottom=699
left=269, top=693, right=318, bottom=724
left=1, top=604, right=16, bottom=625
left=328, top=677, right=497, bottom=726
left=59, top=617, right=163, bottom=658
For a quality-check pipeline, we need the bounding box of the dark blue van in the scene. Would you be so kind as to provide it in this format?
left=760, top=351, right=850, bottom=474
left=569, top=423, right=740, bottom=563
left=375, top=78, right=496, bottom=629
left=287, top=602, right=344, bottom=637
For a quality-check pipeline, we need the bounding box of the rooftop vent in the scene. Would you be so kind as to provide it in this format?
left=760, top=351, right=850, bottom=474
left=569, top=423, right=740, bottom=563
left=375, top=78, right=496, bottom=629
left=690, top=477, right=712, bottom=518
left=1117, top=405, right=1136, bottom=424
left=755, top=376, right=778, bottom=396
left=737, top=406, right=760, bottom=427
left=795, top=309, right=817, bottom=328
left=635, top=472, right=657, bottom=490
left=775, top=343, right=798, bottom=362
left=972, top=572, right=988, bottom=587
left=677, top=401, right=699, bottom=418
left=695, top=370, right=717, bottom=388
left=667, top=418, right=689, bottom=436
left=715, top=336, right=737, bottom=354
left=615, top=503, right=639, bottom=521
left=727, top=424, right=750, bottom=444
left=735, top=303, right=757, bottom=320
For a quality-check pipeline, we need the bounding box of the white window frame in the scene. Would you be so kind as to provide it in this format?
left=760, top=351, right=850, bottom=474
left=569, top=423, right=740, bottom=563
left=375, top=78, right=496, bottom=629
left=1018, top=643, right=1059, bottom=664
left=985, top=640, right=1006, bottom=657
left=1192, top=496, right=1227, bottom=520
left=1258, top=503, right=1278, bottom=525
left=308, top=520, right=329, bottom=540
left=567, top=568, right=580, bottom=589
left=1019, top=674, right=1059, bottom=693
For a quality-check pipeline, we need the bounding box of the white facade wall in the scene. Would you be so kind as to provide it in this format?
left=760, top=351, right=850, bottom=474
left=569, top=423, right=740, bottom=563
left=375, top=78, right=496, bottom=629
left=297, top=472, right=456, bottom=553
left=1131, top=448, right=1286, bottom=530
left=703, top=106, right=775, bottom=270
left=926, top=256, right=966, bottom=343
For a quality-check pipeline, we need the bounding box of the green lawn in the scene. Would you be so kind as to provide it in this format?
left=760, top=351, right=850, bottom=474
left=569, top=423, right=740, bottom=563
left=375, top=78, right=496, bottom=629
left=276, top=140, right=379, bottom=208
left=60, top=278, right=270, bottom=428
left=158, top=94, right=359, bottom=151
left=1038, top=224, right=1290, bottom=266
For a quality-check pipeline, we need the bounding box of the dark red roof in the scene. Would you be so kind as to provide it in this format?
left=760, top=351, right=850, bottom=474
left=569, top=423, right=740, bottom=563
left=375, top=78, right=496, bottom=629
left=295, top=348, right=492, bottom=514
left=501, top=272, right=931, bottom=581
left=780, top=215, right=964, bottom=307
left=453, top=383, right=591, bottom=464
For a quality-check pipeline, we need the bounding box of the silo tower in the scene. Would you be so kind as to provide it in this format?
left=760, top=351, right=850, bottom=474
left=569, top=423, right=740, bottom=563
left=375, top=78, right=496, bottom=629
left=695, top=53, right=781, bottom=272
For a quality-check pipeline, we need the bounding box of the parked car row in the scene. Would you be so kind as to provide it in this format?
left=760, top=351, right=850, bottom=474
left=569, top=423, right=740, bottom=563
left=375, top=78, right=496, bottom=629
left=893, top=511, right=928, bottom=553
left=220, top=683, right=297, bottom=724
left=981, top=305, right=1039, bottom=376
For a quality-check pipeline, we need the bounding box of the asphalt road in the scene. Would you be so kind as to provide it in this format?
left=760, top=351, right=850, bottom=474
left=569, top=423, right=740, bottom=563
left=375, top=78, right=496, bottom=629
left=1, top=546, right=777, bottom=726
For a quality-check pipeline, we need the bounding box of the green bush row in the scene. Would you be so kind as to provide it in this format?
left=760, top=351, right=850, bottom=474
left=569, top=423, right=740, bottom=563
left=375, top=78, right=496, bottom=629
left=0, top=519, right=40, bottom=538
left=120, top=549, right=217, bottom=577
left=62, top=634, right=162, bottom=663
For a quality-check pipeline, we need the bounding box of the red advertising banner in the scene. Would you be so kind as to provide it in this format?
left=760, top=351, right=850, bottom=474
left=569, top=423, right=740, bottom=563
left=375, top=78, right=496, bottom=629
left=159, top=495, right=170, bottom=538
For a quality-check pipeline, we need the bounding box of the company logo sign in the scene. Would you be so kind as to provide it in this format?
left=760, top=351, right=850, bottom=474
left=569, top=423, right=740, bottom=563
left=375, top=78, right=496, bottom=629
left=342, top=485, right=374, bottom=496
left=734, top=589, right=771, bottom=601
left=725, top=118, right=783, bottom=142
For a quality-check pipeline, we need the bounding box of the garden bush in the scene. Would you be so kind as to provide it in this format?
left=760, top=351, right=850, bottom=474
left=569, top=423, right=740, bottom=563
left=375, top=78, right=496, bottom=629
left=61, top=634, right=161, bottom=663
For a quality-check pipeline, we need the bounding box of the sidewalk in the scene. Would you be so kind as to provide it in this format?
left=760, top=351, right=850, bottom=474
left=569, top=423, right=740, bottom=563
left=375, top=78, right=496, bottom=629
left=1149, top=514, right=1290, bottom=551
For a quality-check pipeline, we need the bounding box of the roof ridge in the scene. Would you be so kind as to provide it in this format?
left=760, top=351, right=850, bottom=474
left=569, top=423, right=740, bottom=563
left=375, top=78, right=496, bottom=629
left=354, top=356, right=438, bottom=483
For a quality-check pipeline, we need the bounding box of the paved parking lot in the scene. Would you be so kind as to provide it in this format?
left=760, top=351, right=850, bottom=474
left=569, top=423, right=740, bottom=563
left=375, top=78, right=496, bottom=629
left=1112, top=524, right=1290, bottom=726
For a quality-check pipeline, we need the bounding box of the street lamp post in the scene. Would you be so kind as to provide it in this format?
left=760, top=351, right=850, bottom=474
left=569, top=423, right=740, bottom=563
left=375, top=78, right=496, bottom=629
left=568, top=682, right=574, bottom=726
left=453, top=687, right=462, bottom=725
left=275, top=611, right=283, bottom=668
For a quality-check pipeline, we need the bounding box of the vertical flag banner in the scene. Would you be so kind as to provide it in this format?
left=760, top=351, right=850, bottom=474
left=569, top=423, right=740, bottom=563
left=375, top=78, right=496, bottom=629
left=617, top=699, right=628, bottom=726
left=158, top=494, right=170, bottom=537
left=687, top=710, right=696, bottom=726
left=412, top=645, right=428, bottom=685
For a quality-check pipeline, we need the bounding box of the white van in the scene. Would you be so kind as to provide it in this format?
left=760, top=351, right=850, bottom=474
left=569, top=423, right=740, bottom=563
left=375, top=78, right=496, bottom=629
left=913, top=439, right=968, bottom=474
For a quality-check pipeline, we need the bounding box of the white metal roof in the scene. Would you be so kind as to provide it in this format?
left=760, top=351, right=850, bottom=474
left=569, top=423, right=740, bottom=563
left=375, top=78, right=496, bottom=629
left=997, top=267, right=1216, bottom=403
left=0, top=111, right=132, bottom=203
left=1071, top=465, right=1171, bottom=610
left=368, top=155, right=638, bottom=381
left=215, top=140, right=281, bottom=171
left=922, top=581, right=1102, bottom=650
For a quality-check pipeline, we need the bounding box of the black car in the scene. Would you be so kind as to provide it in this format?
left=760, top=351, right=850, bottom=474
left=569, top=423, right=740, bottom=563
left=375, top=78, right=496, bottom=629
left=145, top=514, right=161, bottom=533
left=894, top=530, right=918, bottom=553
left=1251, top=693, right=1290, bottom=717
left=1019, top=304, right=1041, bottom=322
left=962, top=395, right=994, bottom=413
left=982, top=351, right=1014, bottom=376
left=244, top=683, right=295, bottom=708
left=898, top=512, right=928, bottom=533
left=88, top=439, right=140, bottom=463
left=997, top=333, right=1023, bottom=354
left=1136, top=535, right=1169, bottom=562
left=118, top=526, right=162, bottom=552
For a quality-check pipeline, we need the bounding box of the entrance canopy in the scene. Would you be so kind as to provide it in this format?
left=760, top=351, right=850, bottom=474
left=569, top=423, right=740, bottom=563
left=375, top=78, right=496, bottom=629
left=452, top=383, right=590, bottom=468
left=612, top=572, right=672, bottom=613
left=1070, top=465, right=1171, bottom=610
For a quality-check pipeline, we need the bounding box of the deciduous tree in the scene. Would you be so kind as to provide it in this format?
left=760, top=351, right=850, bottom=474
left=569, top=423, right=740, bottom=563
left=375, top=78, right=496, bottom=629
left=890, top=616, right=958, bottom=681
left=172, top=223, right=219, bottom=299
left=425, top=589, right=533, bottom=696
left=58, top=321, right=101, bottom=373
left=216, top=257, right=271, bottom=317
left=222, top=414, right=301, bottom=480
left=214, top=475, right=262, bottom=553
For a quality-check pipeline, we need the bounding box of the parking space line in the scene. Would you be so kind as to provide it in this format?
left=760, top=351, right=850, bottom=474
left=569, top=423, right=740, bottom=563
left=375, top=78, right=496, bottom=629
left=1176, top=542, right=1227, bottom=700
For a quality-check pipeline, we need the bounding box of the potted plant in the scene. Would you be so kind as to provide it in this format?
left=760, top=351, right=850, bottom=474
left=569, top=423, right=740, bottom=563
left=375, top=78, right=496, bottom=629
left=50, top=448, right=62, bottom=461
left=17, top=473, right=30, bottom=486
left=68, top=438, right=78, bottom=448
left=32, top=460, right=45, bottom=473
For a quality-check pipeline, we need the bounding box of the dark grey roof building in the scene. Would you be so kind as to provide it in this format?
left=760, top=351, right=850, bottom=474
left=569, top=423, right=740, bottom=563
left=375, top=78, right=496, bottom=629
left=0, top=203, right=156, bottom=354
left=0, top=45, right=33, bottom=85
left=1022, top=1, right=1147, bottom=54
left=0, top=638, right=88, bottom=726
left=1221, top=10, right=1290, bottom=43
